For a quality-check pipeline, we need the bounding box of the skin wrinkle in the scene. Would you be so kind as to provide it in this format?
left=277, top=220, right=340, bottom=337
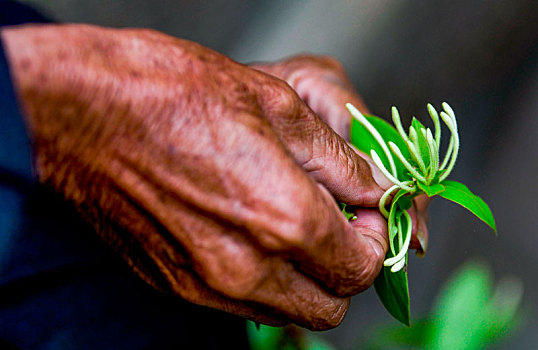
left=119, top=82, right=364, bottom=314
left=103, top=151, right=303, bottom=301
left=127, top=207, right=290, bottom=327
left=290, top=189, right=347, bottom=295
left=41, top=151, right=194, bottom=299
left=111, top=118, right=311, bottom=254
left=2, top=25, right=430, bottom=331
left=98, top=157, right=251, bottom=300
left=275, top=267, right=311, bottom=327
left=136, top=180, right=344, bottom=330
left=109, top=87, right=350, bottom=318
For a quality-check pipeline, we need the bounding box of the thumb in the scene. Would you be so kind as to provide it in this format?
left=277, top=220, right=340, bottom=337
left=257, top=82, right=388, bottom=206
left=299, top=128, right=391, bottom=206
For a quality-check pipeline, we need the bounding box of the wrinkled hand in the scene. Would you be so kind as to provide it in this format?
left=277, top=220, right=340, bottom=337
left=252, top=55, right=429, bottom=254
left=3, top=25, right=393, bottom=330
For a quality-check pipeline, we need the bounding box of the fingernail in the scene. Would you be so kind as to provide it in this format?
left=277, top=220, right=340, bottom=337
left=369, top=160, right=394, bottom=190
left=350, top=145, right=393, bottom=190
left=415, top=229, right=428, bottom=257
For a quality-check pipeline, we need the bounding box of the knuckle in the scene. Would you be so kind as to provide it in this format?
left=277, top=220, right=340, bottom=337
left=285, top=184, right=335, bottom=251
left=319, top=55, right=345, bottom=71
left=299, top=55, right=347, bottom=77
left=324, top=299, right=349, bottom=329
left=354, top=240, right=386, bottom=293
left=205, top=263, right=262, bottom=299
left=261, top=181, right=322, bottom=249
left=307, top=298, right=349, bottom=331
left=304, top=127, right=346, bottom=174
left=332, top=234, right=386, bottom=296
left=360, top=252, right=384, bottom=288
left=269, top=194, right=313, bottom=248
left=325, top=56, right=346, bottom=73
left=291, top=54, right=344, bottom=73
left=197, top=239, right=266, bottom=299
left=262, top=79, right=300, bottom=118
left=311, top=124, right=347, bottom=161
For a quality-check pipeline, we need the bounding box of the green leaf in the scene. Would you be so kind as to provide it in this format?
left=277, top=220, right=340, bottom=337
left=427, top=262, right=523, bottom=349
left=417, top=182, right=446, bottom=197
left=439, top=180, right=496, bottom=232
left=247, top=321, right=338, bottom=350
left=428, top=263, right=493, bottom=350
left=339, top=202, right=356, bottom=220
left=360, top=263, right=524, bottom=350
left=351, top=114, right=412, bottom=180
left=363, top=319, right=430, bottom=349
left=374, top=257, right=410, bottom=327
left=363, top=262, right=523, bottom=350
left=304, top=335, right=338, bottom=350
left=374, top=194, right=411, bottom=326
left=246, top=322, right=283, bottom=350
left=397, top=196, right=413, bottom=210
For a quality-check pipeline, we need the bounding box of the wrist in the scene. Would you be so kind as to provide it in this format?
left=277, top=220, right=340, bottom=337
left=0, top=24, right=113, bottom=186
left=1, top=24, right=71, bottom=136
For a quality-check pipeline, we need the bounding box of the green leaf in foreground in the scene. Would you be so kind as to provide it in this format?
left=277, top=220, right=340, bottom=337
left=246, top=322, right=338, bottom=350
left=374, top=261, right=410, bottom=326
left=439, top=180, right=496, bottom=232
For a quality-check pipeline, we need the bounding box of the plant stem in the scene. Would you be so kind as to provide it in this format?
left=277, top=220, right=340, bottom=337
left=397, top=213, right=404, bottom=249
left=379, top=184, right=400, bottom=218
left=385, top=210, right=412, bottom=272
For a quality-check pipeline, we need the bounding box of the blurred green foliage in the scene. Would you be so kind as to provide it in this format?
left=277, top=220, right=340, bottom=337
left=247, top=261, right=524, bottom=350
left=363, top=261, right=524, bottom=349
left=246, top=322, right=336, bottom=350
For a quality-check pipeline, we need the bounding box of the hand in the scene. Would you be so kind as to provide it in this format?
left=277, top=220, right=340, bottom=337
left=251, top=54, right=369, bottom=139
left=252, top=55, right=430, bottom=254
left=3, top=25, right=391, bottom=330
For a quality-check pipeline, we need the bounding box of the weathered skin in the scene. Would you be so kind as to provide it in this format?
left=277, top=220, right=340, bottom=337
left=252, top=55, right=429, bottom=253
left=2, top=24, right=427, bottom=330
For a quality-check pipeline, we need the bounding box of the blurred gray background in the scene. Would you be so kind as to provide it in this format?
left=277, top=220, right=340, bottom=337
left=22, top=0, right=537, bottom=348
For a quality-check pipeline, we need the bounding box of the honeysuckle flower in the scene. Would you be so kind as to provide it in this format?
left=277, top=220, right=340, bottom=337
left=346, top=102, right=460, bottom=272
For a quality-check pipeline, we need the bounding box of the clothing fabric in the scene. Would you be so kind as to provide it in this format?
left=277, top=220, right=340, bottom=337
left=0, top=1, right=249, bottom=349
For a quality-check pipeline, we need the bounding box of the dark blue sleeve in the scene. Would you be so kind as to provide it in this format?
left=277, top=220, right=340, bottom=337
left=0, top=0, right=49, bottom=180
left=0, top=0, right=50, bottom=26
left=0, top=40, right=32, bottom=179
left=0, top=3, right=249, bottom=349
